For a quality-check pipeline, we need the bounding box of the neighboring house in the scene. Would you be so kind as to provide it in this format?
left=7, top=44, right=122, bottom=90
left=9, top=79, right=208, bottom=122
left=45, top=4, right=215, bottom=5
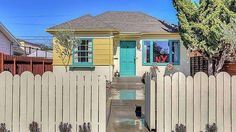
left=47, top=11, right=190, bottom=80
left=28, top=50, right=53, bottom=59
left=17, top=39, right=42, bottom=55
left=0, top=22, right=23, bottom=55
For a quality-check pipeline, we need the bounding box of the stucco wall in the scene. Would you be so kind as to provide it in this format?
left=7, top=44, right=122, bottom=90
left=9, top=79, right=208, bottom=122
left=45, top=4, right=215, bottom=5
left=0, top=31, right=12, bottom=55
left=113, top=35, right=190, bottom=77
left=53, top=65, right=113, bottom=81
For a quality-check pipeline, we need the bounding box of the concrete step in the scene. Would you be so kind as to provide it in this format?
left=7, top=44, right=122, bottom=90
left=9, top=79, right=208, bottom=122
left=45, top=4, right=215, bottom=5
left=111, top=83, right=144, bottom=89
left=112, top=77, right=142, bottom=83
left=111, top=100, right=144, bottom=106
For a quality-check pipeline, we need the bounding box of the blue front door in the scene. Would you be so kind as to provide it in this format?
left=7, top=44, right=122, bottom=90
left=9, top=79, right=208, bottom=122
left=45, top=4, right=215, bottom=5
left=120, top=41, right=136, bottom=77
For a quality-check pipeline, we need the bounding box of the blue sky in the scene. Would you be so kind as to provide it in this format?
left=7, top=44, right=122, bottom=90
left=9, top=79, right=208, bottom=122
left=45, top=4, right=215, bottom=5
left=0, top=0, right=198, bottom=44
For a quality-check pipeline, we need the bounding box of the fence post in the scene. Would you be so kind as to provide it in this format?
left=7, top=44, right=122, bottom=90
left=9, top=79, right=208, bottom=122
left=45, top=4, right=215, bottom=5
left=0, top=53, right=4, bottom=72
left=13, top=58, right=16, bottom=75
left=30, top=59, right=33, bottom=72
left=42, top=60, right=45, bottom=73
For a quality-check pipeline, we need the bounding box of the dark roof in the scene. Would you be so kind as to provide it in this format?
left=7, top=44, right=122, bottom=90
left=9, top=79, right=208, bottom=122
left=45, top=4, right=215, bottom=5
left=47, top=11, right=178, bottom=33
left=17, top=39, right=42, bottom=48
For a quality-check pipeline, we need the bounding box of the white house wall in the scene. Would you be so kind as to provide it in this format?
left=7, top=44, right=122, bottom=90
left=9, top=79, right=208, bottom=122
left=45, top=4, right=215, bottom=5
left=113, top=36, right=190, bottom=77
left=0, top=31, right=12, bottom=55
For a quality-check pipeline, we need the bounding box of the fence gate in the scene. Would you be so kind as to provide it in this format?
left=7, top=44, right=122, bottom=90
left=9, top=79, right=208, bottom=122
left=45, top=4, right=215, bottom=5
left=144, top=72, right=156, bottom=131
left=145, top=71, right=236, bottom=132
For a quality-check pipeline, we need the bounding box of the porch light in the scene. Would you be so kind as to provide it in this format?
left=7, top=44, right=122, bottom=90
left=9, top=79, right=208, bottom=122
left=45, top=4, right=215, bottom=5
left=137, top=42, right=141, bottom=50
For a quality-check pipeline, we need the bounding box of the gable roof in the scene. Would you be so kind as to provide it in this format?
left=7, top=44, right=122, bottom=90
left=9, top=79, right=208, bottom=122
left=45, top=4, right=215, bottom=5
left=0, top=22, right=24, bottom=55
left=0, top=22, right=21, bottom=46
left=47, top=11, right=178, bottom=33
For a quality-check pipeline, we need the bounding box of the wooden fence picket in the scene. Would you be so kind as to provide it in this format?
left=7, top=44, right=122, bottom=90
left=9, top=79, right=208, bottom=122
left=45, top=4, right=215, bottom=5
left=200, top=72, right=209, bottom=131
left=0, top=72, right=5, bottom=123
left=232, top=76, right=236, bottom=132
left=223, top=73, right=231, bottom=132
left=20, top=72, right=29, bottom=132
left=209, top=76, right=216, bottom=124
left=5, top=72, right=13, bottom=131
left=26, top=72, right=34, bottom=126
left=193, top=72, right=201, bottom=132
left=63, top=72, right=70, bottom=122
left=150, top=75, right=155, bottom=130
left=42, top=72, right=49, bottom=132
left=178, top=72, right=186, bottom=125
left=144, top=73, right=151, bottom=129
left=69, top=72, right=77, bottom=132
left=0, top=71, right=106, bottom=132
left=92, top=73, right=99, bottom=132
left=34, top=75, right=42, bottom=127
left=84, top=72, right=92, bottom=122
left=216, top=73, right=224, bottom=132
left=55, top=72, right=63, bottom=129
left=186, top=76, right=194, bottom=132
left=12, top=75, right=20, bottom=132
left=99, top=75, right=106, bottom=132
left=164, top=76, right=172, bottom=132
left=172, top=73, right=179, bottom=130
left=48, top=72, right=56, bottom=132
left=77, top=74, right=85, bottom=127
left=157, top=72, right=164, bottom=132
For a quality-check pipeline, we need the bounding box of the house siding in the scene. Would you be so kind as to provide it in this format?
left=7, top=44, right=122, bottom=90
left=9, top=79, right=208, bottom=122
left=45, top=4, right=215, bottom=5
left=52, top=37, right=72, bottom=65
left=93, top=38, right=113, bottom=65
left=52, top=37, right=113, bottom=66
left=52, top=33, right=190, bottom=80
left=0, top=31, right=12, bottom=55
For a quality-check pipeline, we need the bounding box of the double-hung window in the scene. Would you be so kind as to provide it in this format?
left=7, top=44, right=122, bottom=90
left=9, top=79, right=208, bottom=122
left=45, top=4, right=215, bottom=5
left=142, top=40, right=180, bottom=65
left=72, top=38, right=93, bottom=67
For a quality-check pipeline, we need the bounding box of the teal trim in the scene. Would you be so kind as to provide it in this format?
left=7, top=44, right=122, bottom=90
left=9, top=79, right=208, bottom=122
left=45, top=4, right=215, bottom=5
left=70, top=64, right=94, bottom=68
left=142, top=39, right=181, bottom=66
left=120, top=40, right=136, bottom=77
left=150, top=40, right=154, bottom=65
left=72, top=38, right=94, bottom=67
left=175, top=40, right=181, bottom=65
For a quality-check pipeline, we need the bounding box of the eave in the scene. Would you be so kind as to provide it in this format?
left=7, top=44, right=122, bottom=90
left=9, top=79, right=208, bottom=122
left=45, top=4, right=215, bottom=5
left=46, top=28, right=119, bottom=34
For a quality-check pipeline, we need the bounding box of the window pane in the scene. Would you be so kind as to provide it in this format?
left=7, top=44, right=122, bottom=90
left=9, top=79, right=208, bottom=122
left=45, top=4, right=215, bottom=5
left=143, top=41, right=151, bottom=63
left=171, top=41, right=180, bottom=63
left=153, top=41, right=170, bottom=63
left=76, top=39, right=92, bottom=63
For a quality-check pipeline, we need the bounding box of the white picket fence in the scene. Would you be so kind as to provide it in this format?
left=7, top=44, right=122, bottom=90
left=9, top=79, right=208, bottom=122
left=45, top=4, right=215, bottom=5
left=0, top=71, right=106, bottom=132
left=145, top=71, right=236, bottom=132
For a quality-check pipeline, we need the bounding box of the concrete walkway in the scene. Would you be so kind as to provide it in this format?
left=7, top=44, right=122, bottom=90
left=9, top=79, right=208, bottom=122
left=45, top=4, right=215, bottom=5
left=107, top=77, right=148, bottom=132
left=107, top=100, right=148, bottom=132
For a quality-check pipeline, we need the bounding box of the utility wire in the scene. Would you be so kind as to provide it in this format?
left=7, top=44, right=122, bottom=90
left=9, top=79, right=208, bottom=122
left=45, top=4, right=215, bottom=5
left=1, top=15, right=75, bottom=18
left=16, top=36, right=52, bottom=37
left=7, top=23, right=54, bottom=26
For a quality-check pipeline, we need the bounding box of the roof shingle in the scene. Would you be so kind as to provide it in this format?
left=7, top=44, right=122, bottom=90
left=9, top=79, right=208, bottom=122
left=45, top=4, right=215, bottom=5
left=47, top=11, right=178, bottom=33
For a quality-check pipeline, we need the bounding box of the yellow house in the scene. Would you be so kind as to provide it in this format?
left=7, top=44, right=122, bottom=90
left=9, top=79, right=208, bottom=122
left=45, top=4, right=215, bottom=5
left=47, top=11, right=190, bottom=80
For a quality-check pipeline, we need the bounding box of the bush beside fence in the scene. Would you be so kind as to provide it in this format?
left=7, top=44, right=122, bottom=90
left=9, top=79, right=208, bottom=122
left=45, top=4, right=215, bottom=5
left=145, top=71, right=236, bottom=132
left=0, top=71, right=106, bottom=132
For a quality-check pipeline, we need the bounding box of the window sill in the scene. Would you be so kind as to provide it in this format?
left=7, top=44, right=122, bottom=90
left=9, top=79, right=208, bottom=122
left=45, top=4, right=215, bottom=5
left=142, top=63, right=180, bottom=66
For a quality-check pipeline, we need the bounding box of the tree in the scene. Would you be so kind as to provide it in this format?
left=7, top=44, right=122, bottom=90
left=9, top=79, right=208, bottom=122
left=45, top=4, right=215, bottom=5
left=40, top=44, right=53, bottom=51
left=54, top=29, right=80, bottom=72
left=221, top=19, right=236, bottom=63
left=173, top=0, right=236, bottom=75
